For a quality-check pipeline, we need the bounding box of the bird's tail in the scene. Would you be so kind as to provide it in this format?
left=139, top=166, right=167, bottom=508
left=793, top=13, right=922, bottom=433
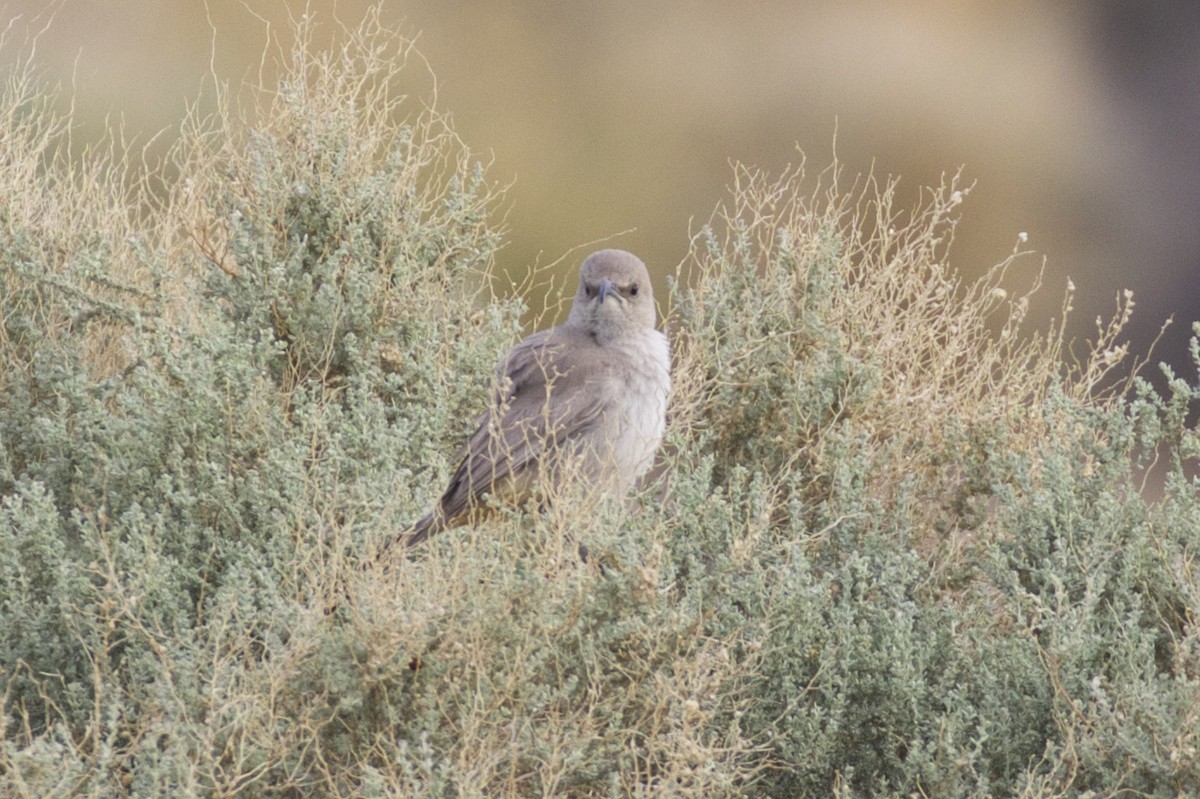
left=404, top=510, right=441, bottom=550
left=369, top=509, right=445, bottom=570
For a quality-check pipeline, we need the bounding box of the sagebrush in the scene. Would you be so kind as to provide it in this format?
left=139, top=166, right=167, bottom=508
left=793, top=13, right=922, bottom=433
left=2, top=10, right=1199, bottom=799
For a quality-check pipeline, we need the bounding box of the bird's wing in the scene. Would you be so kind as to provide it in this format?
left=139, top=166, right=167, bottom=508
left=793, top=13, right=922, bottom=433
left=436, top=327, right=610, bottom=521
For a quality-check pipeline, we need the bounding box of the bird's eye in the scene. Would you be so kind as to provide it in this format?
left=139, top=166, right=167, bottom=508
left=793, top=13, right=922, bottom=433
left=585, top=285, right=595, bottom=297
left=629, top=283, right=639, bottom=296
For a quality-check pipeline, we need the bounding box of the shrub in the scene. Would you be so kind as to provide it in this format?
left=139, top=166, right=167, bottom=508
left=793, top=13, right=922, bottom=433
left=2, top=9, right=1199, bottom=799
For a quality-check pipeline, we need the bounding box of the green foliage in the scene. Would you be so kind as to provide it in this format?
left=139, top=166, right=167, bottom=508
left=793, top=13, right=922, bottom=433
left=3, top=10, right=1200, bottom=799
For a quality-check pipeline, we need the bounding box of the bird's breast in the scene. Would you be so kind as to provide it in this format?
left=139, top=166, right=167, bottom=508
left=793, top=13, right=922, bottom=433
left=601, top=330, right=671, bottom=486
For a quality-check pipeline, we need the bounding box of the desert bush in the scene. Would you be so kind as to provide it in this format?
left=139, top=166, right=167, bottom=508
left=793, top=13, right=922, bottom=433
left=663, top=162, right=1200, bottom=797
left=2, top=8, right=1199, bottom=799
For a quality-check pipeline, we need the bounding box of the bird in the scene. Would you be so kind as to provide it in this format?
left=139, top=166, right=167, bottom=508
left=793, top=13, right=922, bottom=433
left=389, top=248, right=670, bottom=554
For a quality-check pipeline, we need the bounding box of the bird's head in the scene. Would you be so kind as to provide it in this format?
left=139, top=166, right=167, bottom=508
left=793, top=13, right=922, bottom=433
left=567, top=249, right=656, bottom=340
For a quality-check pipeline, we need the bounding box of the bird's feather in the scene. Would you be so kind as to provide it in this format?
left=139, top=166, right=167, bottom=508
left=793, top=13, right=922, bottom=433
left=408, top=327, right=613, bottom=545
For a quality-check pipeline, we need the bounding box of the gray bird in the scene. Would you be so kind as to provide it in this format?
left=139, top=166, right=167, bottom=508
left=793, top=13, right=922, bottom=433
left=397, top=248, right=670, bottom=551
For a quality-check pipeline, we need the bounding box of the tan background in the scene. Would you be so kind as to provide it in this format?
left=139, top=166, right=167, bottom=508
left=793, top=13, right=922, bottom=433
left=11, top=1, right=1199, bottom=383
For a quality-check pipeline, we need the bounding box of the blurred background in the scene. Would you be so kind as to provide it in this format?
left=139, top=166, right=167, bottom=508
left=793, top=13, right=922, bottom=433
left=9, top=0, right=1199, bottom=387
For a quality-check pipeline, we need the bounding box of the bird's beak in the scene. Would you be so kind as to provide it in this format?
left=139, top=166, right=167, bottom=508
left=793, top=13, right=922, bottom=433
left=597, top=278, right=616, bottom=304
